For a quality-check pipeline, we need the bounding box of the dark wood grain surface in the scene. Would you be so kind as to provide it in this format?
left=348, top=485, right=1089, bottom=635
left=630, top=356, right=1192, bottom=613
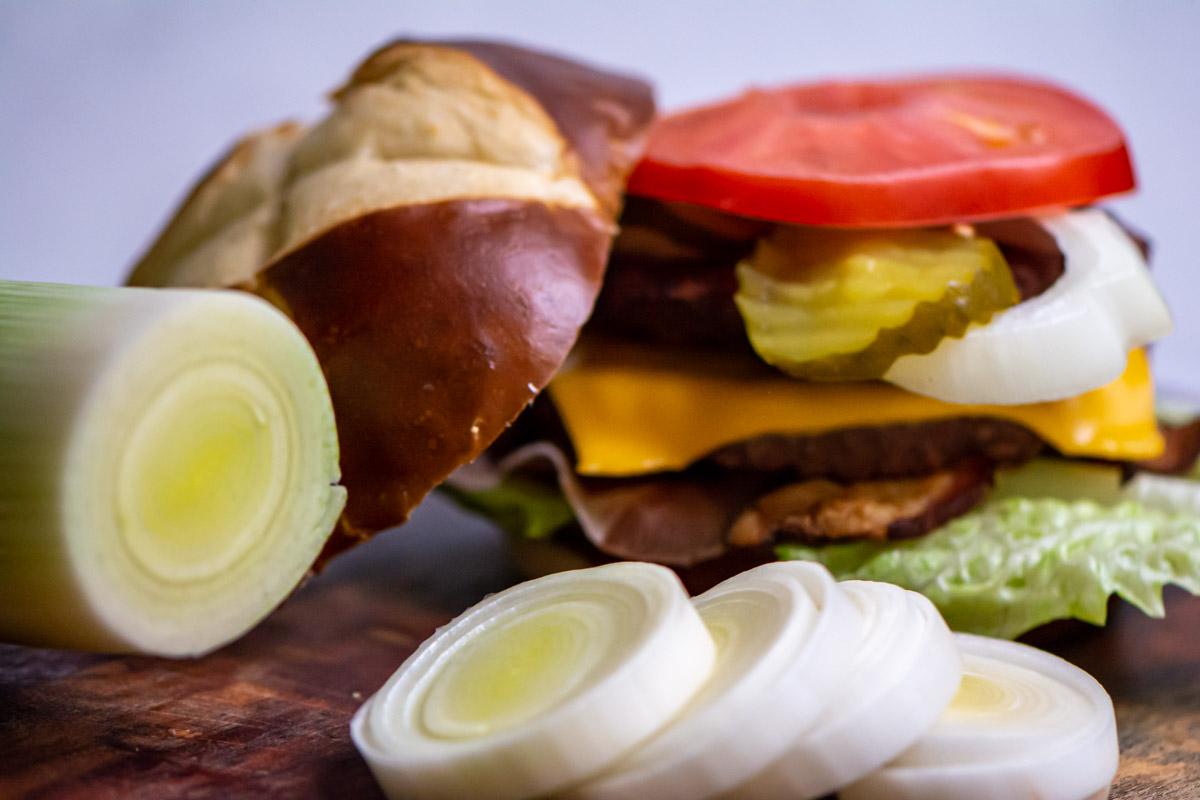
left=1, top=497, right=1197, bottom=799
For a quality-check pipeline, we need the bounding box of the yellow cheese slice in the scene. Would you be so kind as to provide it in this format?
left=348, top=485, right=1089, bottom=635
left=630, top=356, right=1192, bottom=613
left=549, top=343, right=1163, bottom=477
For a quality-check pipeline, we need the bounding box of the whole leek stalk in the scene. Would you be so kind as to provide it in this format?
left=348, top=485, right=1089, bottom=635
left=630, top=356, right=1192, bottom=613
left=0, top=281, right=345, bottom=656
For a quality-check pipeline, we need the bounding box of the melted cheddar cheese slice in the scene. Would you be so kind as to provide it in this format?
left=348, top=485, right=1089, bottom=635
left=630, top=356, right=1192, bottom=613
left=549, top=343, right=1163, bottom=477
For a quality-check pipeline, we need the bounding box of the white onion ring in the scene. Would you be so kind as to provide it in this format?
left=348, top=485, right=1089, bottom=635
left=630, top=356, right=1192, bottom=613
left=885, top=208, right=1171, bottom=404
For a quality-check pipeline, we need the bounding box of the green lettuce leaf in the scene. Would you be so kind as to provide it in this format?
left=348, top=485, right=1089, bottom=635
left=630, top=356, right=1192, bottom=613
left=779, top=497, right=1200, bottom=639
left=442, top=476, right=575, bottom=540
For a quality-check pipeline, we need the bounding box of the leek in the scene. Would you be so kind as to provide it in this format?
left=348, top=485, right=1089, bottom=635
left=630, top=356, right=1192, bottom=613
left=735, top=580, right=962, bottom=800
left=351, top=562, right=714, bottom=800
left=843, top=634, right=1118, bottom=800
left=568, top=562, right=860, bottom=800
left=351, top=564, right=1122, bottom=800
left=0, top=280, right=345, bottom=657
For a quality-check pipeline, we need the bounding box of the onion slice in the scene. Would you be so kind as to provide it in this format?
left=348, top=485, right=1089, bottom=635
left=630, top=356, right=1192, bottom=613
left=732, top=581, right=961, bottom=799
left=885, top=208, right=1171, bottom=404
left=350, top=562, right=714, bottom=800
left=565, top=562, right=860, bottom=800
left=842, top=633, right=1119, bottom=800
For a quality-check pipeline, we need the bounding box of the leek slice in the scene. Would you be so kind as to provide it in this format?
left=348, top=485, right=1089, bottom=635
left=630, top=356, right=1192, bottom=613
left=350, top=563, right=714, bottom=800
left=566, top=562, right=860, bottom=800
left=843, top=633, right=1118, bottom=800
left=732, top=580, right=962, bottom=800
left=885, top=209, right=1172, bottom=404
left=0, top=281, right=345, bottom=656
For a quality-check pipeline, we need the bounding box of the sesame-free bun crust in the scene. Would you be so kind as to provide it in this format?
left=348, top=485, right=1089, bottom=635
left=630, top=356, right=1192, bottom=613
left=129, top=40, right=654, bottom=550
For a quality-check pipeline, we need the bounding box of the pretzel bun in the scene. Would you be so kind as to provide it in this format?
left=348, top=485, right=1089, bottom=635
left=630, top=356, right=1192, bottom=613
left=128, top=40, right=654, bottom=554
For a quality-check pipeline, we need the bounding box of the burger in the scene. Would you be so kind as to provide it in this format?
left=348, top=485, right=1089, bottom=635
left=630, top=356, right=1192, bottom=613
left=450, top=73, right=1200, bottom=639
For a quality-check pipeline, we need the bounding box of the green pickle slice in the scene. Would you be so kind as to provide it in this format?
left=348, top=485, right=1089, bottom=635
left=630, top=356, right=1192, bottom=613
left=734, top=225, right=1020, bottom=380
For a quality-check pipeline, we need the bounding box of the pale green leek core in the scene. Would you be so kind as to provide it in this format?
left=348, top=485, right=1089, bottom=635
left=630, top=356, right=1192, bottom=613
left=0, top=280, right=346, bottom=656
left=421, top=600, right=616, bottom=739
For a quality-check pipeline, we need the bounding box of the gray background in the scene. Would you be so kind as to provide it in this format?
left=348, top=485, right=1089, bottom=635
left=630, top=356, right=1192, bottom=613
left=1, top=1, right=1196, bottom=393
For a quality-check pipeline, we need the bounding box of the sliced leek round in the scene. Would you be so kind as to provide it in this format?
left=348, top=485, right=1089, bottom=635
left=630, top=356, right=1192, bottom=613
left=566, top=562, right=860, bottom=800
left=735, top=225, right=1018, bottom=380
left=0, top=281, right=345, bottom=656
left=885, top=208, right=1172, bottom=404
left=733, top=580, right=962, bottom=800
left=350, top=562, right=714, bottom=800
left=842, top=633, right=1119, bottom=800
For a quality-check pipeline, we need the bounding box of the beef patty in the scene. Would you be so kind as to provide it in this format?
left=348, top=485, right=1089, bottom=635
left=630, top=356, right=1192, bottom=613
left=707, top=417, right=1045, bottom=480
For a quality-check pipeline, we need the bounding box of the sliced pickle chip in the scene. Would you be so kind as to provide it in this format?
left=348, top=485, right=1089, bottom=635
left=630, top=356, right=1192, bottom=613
left=735, top=225, right=1020, bottom=380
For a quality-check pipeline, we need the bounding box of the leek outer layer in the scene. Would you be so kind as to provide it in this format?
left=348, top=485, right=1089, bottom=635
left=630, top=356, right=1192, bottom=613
left=0, top=281, right=345, bottom=657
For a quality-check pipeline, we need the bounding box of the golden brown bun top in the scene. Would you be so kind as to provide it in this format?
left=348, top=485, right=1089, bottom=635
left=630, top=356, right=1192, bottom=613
left=130, top=40, right=655, bottom=289
left=127, top=39, right=655, bottom=547
left=438, top=39, right=655, bottom=215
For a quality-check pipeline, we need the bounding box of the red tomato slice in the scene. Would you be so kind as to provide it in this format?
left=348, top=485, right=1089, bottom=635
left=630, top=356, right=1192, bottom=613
left=629, top=74, right=1135, bottom=227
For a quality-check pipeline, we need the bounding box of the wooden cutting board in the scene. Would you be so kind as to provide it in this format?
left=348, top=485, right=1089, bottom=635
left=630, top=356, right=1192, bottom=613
left=1, top=500, right=1197, bottom=799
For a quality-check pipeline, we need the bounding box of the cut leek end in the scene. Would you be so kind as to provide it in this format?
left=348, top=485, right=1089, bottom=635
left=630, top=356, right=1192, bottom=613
left=61, top=289, right=344, bottom=657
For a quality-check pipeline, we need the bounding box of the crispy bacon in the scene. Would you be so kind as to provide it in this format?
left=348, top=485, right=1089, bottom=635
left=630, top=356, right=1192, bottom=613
left=461, top=441, right=994, bottom=567
left=492, top=442, right=771, bottom=567
left=729, top=462, right=992, bottom=547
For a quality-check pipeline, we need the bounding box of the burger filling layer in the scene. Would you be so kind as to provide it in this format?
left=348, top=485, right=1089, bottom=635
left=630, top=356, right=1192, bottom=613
left=459, top=201, right=1175, bottom=582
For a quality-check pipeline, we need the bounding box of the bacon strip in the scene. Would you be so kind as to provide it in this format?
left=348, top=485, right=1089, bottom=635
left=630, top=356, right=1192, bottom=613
left=457, top=442, right=992, bottom=567
left=493, top=443, right=771, bottom=567
left=728, top=462, right=992, bottom=547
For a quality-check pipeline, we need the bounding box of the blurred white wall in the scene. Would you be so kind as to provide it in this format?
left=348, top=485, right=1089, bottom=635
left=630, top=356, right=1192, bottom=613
left=1, top=1, right=1195, bottom=392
